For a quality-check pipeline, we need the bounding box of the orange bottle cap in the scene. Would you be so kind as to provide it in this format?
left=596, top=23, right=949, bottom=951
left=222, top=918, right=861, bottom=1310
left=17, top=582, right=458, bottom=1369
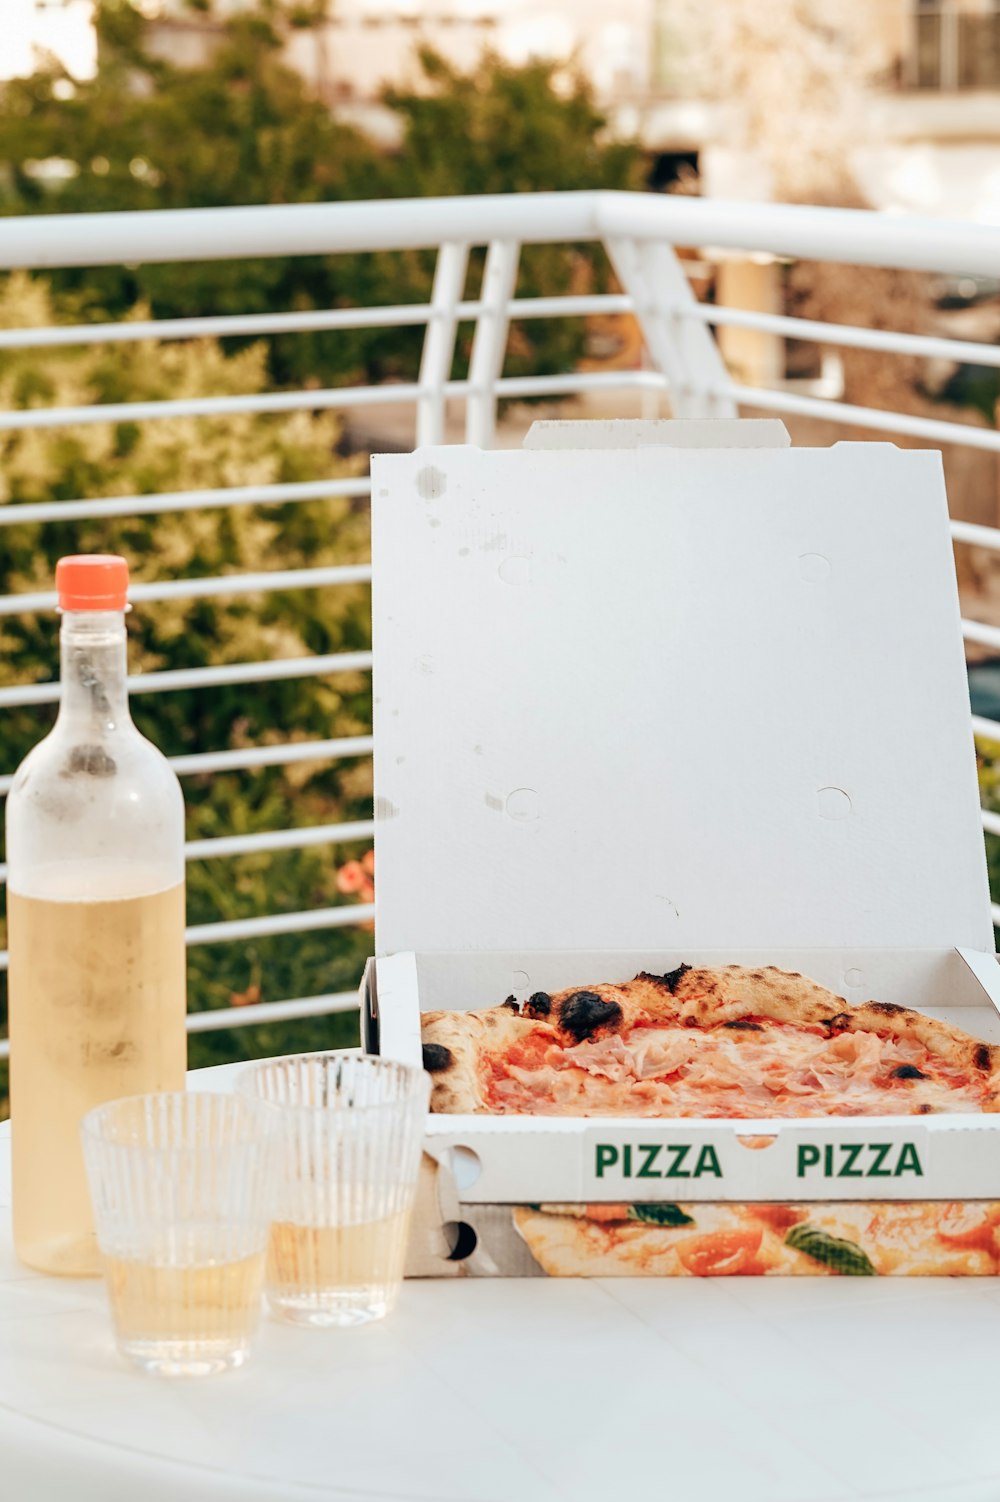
left=56, top=555, right=130, bottom=612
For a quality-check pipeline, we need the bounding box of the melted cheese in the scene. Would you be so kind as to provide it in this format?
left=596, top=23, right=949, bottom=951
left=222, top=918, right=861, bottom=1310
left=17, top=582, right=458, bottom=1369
left=484, top=1020, right=984, bottom=1118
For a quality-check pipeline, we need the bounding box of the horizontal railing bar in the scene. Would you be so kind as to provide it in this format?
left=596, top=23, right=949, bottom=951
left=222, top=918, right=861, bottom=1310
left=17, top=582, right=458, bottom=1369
left=0, top=735, right=374, bottom=798
left=0, top=650, right=372, bottom=709
left=973, top=716, right=1000, bottom=742
left=963, top=621, right=1000, bottom=652
left=0, top=361, right=665, bottom=434
left=0, top=382, right=423, bottom=433
left=0, top=304, right=436, bottom=350
left=185, top=991, right=360, bottom=1033
left=0, top=368, right=663, bottom=434
left=983, top=809, right=1000, bottom=838
left=185, top=904, right=375, bottom=947
left=185, top=820, right=374, bottom=861
left=0, top=1005, right=346, bottom=1061
left=505, top=293, right=634, bottom=319
left=168, top=735, right=374, bottom=779
left=0, top=476, right=371, bottom=528
left=993, top=902, right=1000, bottom=928
left=686, top=303, right=1000, bottom=368
left=724, top=381, right=1000, bottom=453
left=0, top=564, right=372, bottom=617
left=492, top=369, right=664, bottom=399
left=5, top=192, right=1000, bottom=278
left=0, top=819, right=377, bottom=883
left=952, top=520, right=1000, bottom=552
left=0, top=293, right=635, bottom=353
left=0, top=819, right=375, bottom=884
left=594, top=192, right=1000, bottom=279
left=0, top=194, right=602, bottom=268
left=0, top=903, right=375, bottom=971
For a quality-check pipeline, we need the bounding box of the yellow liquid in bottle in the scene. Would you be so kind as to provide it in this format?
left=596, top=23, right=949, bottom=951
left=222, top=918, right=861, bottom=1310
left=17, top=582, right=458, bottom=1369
left=7, top=868, right=187, bottom=1277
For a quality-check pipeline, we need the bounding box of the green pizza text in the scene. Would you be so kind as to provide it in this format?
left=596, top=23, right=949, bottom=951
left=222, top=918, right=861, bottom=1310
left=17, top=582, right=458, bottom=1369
left=796, top=1142, right=923, bottom=1179
left=594, top=1143, right=723, bottom=1180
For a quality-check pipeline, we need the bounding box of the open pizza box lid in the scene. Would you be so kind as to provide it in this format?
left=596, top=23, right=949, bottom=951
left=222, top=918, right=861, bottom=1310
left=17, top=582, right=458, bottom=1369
left=366, top=419, right=1000, bottom=1206
left=370, top=419, right=990, bottom=956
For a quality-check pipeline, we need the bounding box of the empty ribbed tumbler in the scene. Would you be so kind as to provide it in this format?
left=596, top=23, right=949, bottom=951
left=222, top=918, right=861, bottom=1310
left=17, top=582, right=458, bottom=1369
left=81, top=1092, right=281, bottom=1376
left=237, top=1054, right=429, bottom=1328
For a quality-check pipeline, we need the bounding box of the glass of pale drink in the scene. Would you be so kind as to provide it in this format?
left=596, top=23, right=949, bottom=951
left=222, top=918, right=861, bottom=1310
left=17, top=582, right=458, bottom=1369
left=237, top=1054, right=429, bottom=1328
left=81, top=1092, right=281, bottom=1376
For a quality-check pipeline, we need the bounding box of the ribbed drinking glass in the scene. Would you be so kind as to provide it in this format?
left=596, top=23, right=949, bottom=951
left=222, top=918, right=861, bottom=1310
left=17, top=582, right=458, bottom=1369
left=81, top=1091, right=281, bottom=1376
left=237, top=1054, right=429, bottom=1328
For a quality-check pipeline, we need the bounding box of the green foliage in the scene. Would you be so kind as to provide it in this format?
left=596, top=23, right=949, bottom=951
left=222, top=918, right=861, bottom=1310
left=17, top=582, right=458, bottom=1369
left=0, top=3, right=641, bottom=1110
left=0, top=5, right=640, bottom=389
left=978, top=736, right=1000, bottom=942
left=0, top=273, right=375, bottom=1103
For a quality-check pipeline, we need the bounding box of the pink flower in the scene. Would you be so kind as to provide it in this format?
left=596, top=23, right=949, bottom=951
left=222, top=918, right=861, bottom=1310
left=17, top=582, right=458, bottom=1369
left=336, top=860, right=366, bottom=894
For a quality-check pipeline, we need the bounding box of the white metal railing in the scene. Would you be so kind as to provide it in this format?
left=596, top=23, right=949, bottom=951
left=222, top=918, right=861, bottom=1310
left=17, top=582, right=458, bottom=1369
left=3, top=188, right=1000, bottom=1051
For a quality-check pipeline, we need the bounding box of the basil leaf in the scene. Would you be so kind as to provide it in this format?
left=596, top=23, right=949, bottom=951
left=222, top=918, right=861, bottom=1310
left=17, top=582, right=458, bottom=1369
left=785, top=1223, right=876, bottom=1276
left=627, top=1204, right=695, bottom=1227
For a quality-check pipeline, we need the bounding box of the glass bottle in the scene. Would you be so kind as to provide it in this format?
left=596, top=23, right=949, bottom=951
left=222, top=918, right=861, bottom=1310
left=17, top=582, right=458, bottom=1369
left=5, top=555, right=187, bottom=1276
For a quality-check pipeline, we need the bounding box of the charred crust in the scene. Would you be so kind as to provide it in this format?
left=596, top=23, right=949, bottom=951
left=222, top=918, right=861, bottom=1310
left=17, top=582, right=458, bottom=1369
left=890, top=1064, right=927, bottom=1081
left=500, top=996, right=520, bottom=1012
left=660, top=963, right=692, bottom=994
left=559, top=990, right=623, bottom=1043
left=916, top=1103, right=934, bottom=1115
left=824, top=1013, right=853, bottom=1033
left=523, top=992, right=552, bottom=1019
left=421, top=1043, right=454, bottom=1073
left=974, top=1043, right=993, bottom=1072
left=722, top=1019, right=764, bottom=1032
left=868, top=1002, right=905, bottom=1016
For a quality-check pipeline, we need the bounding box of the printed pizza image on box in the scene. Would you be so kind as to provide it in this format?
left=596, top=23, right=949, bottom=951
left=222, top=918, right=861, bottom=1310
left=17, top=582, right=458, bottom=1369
left=485, top=1199, right=1000, bottom=1278
left=367, top=424, right=1000, bottom=1276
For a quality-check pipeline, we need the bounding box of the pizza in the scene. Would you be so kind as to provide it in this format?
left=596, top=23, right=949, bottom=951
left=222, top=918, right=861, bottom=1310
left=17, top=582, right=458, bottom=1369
left=511, top=1199, right=1000, bottom=1277
left=420, top=963, right=1000, bottom=1118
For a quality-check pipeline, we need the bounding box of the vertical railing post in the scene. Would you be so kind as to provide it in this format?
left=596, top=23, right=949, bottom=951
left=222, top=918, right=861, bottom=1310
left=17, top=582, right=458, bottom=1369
left=607, top=235, right=737, bottom=419
left=416, top=241, right=469, bottom=447
left=465, top=238, right=520, bottom=448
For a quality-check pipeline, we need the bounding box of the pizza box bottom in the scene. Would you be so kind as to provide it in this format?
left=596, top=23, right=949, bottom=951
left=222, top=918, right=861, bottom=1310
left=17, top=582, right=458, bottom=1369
left=364, top=945, right=1000, bottom=1276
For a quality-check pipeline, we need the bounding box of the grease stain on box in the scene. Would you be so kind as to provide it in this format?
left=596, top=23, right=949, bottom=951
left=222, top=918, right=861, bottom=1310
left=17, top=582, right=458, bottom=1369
left=416, top=465, right=447, bottom=500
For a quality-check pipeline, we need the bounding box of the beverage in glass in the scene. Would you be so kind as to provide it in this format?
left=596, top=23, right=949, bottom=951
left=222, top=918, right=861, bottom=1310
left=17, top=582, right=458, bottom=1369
left=81, top=1091, right=280, bottom=1375
left=238, top=1053, right=429, bottom=1327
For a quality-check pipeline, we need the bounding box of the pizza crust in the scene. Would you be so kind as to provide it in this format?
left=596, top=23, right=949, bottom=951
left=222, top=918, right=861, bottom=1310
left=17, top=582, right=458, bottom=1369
left=421, top=1006, right=537, bottom=1113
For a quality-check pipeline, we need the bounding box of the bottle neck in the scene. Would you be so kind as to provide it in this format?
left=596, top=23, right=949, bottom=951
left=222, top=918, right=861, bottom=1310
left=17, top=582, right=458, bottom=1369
left=57, top=611, right=131, bottom=733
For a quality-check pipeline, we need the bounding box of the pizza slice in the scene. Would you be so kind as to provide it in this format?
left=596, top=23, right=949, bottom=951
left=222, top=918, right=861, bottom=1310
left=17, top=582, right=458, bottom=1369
left=421, top=963, right=1000, bottom=1118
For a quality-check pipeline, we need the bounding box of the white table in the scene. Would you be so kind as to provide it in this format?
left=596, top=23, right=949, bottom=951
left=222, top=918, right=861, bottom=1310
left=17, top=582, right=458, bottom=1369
left=2, top=1066, right=1000, bottom=1502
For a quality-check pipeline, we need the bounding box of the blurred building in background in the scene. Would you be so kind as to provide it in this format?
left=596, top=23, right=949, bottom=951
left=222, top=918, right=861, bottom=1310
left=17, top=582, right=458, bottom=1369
left=3, top=0, right=98, bottom=81
left=6, top=1, right=1000, bottom=438
left=9, top=1, right=1000, bottom=226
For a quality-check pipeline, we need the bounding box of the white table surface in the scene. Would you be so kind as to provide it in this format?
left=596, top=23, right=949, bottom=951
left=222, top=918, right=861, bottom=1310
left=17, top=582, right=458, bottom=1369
left=3, top=1065, right=1000, bottom=1502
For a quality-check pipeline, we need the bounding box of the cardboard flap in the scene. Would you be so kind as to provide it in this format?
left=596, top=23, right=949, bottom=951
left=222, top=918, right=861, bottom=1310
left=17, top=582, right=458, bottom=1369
left=371, top=442, right=991, bottom=954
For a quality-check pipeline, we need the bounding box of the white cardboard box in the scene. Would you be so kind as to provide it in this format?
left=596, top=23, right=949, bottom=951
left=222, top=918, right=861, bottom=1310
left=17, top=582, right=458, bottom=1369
left=365, top=423, right=1000, bottom=1267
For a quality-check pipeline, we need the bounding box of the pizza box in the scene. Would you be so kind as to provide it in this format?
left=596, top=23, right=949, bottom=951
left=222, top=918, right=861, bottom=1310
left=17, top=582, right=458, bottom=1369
left=364, top=422, right=999, bottom=1255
